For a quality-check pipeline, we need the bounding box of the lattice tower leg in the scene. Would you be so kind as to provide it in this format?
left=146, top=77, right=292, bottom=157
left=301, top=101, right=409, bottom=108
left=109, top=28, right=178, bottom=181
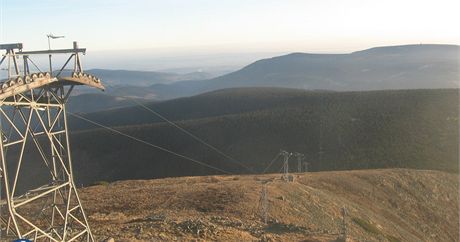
left=0, top=85, right=93, bottom=241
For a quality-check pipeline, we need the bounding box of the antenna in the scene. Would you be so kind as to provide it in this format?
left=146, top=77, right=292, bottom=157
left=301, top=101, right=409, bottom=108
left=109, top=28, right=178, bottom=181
left=46, top=33, right=65, bottom=73
left=47, top=33, right=65, bottom=50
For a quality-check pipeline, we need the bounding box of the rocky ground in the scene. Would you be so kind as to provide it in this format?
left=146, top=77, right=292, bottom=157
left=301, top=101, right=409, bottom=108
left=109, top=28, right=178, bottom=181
left=78, top=169, right=458, bottom=241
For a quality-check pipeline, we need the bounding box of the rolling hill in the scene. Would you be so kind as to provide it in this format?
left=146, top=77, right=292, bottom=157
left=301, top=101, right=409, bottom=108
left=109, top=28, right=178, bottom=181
left=65, top=44, right=459, bottom=112
left=69, top=87, right=329, bottom=129
left=67, top=93, right=149, bottom=113
left=142, top=44, right=459, bottom=100
left=56, top=87, right=459, bottom=187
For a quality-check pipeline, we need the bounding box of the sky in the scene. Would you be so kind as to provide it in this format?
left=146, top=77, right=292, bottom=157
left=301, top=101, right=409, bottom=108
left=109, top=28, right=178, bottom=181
left=0, top=0, right=459, bottom=70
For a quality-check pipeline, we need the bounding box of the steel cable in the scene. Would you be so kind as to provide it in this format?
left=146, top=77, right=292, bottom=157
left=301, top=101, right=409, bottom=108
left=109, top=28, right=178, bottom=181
left=69, top=112, right=232, bottom=175
left=125, top=96, right=255, bottom=173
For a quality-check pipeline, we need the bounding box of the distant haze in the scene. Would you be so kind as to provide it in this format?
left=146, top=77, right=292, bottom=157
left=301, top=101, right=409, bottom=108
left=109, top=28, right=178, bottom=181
left=102, top=44, right=460, bottom=101
left=83, top=50, right=286, bottom=72
left=0, top=0, right=458, bottom=56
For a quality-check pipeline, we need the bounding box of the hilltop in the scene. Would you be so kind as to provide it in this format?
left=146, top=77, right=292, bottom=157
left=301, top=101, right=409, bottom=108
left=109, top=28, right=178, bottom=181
left=79, top=169, right=459, bottom=241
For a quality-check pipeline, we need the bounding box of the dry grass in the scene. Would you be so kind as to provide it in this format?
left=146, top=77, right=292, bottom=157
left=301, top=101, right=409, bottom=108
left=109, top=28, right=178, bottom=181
left=78, top=169, right=458, bottom=241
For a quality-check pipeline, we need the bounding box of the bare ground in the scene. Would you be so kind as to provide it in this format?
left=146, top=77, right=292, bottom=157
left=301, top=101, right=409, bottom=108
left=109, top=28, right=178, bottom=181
left=78, top=169, right=459, bottom=241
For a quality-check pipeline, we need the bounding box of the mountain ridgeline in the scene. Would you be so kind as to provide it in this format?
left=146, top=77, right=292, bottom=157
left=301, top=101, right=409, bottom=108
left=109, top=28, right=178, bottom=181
left=61, top=88, right=459, bottom=185
left=137, top=44, right=460, bottom=100
left=65, top=44, right=459, bottom=113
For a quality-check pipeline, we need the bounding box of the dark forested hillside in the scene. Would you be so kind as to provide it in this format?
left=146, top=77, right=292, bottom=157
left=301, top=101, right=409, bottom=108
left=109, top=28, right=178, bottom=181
left=69, top=88, right=331, bottom=129
left=67, top=93, right=146, bottom=113
left=60, top=88, right=459, bottom=186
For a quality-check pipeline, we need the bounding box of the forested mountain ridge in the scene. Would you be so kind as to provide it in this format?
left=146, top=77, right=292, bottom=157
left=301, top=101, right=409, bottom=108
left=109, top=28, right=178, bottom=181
left=56, top=88, right=459, bottom=186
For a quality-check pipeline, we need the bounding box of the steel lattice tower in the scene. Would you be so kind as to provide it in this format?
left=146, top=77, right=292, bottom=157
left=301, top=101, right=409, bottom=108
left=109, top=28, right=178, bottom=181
left=340, top=207, right=348, bottom=241
left=294, top=152, right=305, bottom=173
left=280, top=150, right=292, bottom=181
left=303, top=162, right=309, bottom=172
left=259, top=183, right=268, bottom=224
left=0, top=42, right=103, bottom=241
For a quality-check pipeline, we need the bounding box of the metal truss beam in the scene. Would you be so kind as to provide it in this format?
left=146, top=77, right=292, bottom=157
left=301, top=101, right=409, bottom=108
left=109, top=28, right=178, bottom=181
left=0, top=41, right=96, bottom=241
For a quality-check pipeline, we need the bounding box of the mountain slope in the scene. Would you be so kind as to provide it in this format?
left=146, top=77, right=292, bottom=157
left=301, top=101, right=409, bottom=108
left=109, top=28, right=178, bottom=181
left=67, top=93, right=147, bottom=113
left=58, top=88, right=459, bottom=186
left=69, top=87, right=327, bottom=129
left=81, top=169, right=459, bottom=241
left=145, top=44, right=459, bottom=100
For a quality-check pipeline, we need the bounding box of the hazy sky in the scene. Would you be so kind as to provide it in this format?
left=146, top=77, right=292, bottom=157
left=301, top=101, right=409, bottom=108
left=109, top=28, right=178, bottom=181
left=0, top=0, right=459, bottom=54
